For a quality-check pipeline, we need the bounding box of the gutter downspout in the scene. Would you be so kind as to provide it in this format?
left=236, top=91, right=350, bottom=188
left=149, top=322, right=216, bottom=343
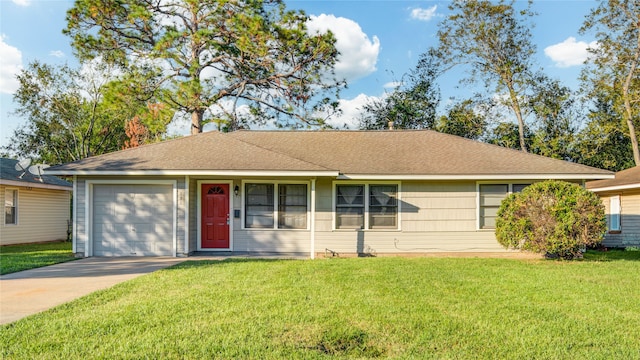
left=310, top=178, right=316, bottom=259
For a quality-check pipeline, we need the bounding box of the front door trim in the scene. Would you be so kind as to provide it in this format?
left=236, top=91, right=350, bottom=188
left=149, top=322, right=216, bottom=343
left=197, top=180, right=233, bottom=251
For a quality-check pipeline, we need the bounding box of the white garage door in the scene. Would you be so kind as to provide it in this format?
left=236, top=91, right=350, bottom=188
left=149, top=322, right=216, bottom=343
left=92, top=184, right=174, bottom=256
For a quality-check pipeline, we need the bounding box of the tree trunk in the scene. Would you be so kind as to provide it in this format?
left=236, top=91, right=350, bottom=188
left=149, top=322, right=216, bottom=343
left=191, top=109, right=204, bottom=135
left=623, top=100, right=640, bottom=165
left=507, top=85, right=528, bottom=153
left=622, top=28, right=640, bottom=166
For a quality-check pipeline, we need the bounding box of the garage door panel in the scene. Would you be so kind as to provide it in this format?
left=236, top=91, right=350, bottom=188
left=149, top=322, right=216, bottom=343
left=93, top=184, right=174, bottom=257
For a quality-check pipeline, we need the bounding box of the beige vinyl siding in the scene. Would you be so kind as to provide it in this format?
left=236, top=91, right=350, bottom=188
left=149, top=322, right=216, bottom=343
left=314, top=180, right=505, bottom=254
left=599, top=189, right=640, bottom=247
left=0, top=185, right=71, bottom=245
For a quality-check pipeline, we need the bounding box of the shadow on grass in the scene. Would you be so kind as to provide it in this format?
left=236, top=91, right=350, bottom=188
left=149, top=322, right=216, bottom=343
left=167, top=258, right=291, bottom=270
left=583, top=249, right=640, bottom=262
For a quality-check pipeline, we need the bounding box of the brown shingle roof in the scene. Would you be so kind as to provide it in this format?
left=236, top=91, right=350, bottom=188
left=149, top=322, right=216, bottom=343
left=586, top=166, right=640, bottom=190
left=229, top=130, right=611, bottom=177
left=47, top=130, right=613, bottom=178
left=47, top=130, right=332, bottom=173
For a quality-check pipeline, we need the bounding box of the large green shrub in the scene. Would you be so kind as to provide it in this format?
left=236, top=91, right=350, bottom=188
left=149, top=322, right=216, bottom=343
left=495, top=180, right=606, bottom=259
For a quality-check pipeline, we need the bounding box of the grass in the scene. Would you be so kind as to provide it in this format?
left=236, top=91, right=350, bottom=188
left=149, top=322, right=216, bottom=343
left=0, top=241, right=75, bottom=275
left=2, top=253, right=640, bottom=359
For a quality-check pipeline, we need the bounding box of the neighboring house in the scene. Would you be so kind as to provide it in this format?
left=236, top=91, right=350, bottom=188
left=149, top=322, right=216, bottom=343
left=1, top=158, right=72, bottom=246
left=46, top=130, right=613, bottom=258
left=587, top=166, right=640, bottom=248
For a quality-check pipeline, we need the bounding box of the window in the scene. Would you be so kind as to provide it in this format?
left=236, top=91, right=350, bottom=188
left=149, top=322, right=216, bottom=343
left=245, top=183, right=308, bottom=229
left=336, top=185, right=364, bottom=229
left=478, top=183, right=531, bottom=229
left=278, top=184, right=307, bottom=229
left=479, top=184, right=508, bottom=229
left=609, top=195, right=621, bottom=232
left=369, top=185, right=398, bottom=228
left=5, top=189, right=17, bottom=225
left=335, top=184, right=398, bottom=230
left=245, top=183, right=274, bottom=228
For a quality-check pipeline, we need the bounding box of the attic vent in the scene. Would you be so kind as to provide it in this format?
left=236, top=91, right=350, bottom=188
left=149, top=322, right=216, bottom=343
left=207, top=186, right=225, bottom=195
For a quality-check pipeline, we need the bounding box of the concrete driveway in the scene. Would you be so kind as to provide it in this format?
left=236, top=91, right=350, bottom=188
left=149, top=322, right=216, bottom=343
left=0, top=257, right=184, bottom=325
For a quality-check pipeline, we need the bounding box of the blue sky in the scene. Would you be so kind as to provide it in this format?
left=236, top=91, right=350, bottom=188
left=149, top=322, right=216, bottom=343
left=0, top=0, right=598, bottom=147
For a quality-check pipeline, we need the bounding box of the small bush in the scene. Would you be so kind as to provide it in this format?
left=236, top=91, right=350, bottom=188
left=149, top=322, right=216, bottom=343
left=495, top=180, right=606, bottom=259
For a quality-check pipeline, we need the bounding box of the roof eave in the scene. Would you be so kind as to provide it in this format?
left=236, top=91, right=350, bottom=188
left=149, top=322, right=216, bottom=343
left=0, top=179, right=72, bottom=191
left=337, top=173, right=615, bottom=180
left=45, top=169, right=340, bottom=177
left=587, top=183, right=640, bottom=192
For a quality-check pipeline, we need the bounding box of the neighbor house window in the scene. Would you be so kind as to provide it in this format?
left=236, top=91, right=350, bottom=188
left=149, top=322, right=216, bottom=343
left=478, top=183, right=531, bottom=229
left=335, top=183, right=398, bottom=230
left=245, top=183, right=308, bottom=229
left=5, top=189, right=17, bottom=225
left=609, top=195, right=621, bottom=232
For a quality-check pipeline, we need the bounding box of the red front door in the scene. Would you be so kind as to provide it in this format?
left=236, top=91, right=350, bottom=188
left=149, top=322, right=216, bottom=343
left=201, top=184, right=230, bottom=249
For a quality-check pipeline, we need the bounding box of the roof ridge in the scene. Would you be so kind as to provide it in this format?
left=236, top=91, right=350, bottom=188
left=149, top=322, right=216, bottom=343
left=226, top=132, right=336, bottom=171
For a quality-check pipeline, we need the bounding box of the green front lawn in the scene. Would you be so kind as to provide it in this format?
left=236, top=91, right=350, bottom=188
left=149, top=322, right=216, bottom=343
left=2, top=254, right=640, bottom=359
left=0, top=241, right=75, bottom=275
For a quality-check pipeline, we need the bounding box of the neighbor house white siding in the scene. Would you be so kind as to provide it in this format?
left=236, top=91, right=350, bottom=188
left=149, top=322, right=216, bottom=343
left=598, top=189, right=640, bottom=248
left=0, top=185, right=71, bottom=245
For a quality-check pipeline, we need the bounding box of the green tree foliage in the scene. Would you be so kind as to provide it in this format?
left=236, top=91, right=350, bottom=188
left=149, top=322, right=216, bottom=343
left=496, top=181, right=606, bottom=259
left=436, top=0, right=536, bottom=152
left=435, top=98, right=487, bottom=140
left=574, top=91, right=635, bottom=171
left=65, top=0, right=343, bottom=134
left=359, top=52, right=440, bottom=130
left=580, top=0, right=640, bottom=165
left=527, top=75, right=580, bottom=160
left=2, top=61, right=170, bottom=164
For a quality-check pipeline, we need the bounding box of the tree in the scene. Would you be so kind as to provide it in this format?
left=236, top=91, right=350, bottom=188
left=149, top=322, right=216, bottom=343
left=65, top=0, right=343, bottom=134
left=580, top=0, right=640, bottom=165
left=435, top=98, right=487, bottom=140
left=2, top=61, right=170, bottom=164
left=527, top=75, right=580, bottom=160
left=574, top=91, right=635, bottom=171
left=436, top=0, right=537, bottom=152
left=496, top=181, right=606, bottom=259
left=359, top=52, right=440, bottom=130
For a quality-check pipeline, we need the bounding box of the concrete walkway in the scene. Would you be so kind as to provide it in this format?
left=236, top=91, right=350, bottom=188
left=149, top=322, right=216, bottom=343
left=0, top=257, right=184, bottom=325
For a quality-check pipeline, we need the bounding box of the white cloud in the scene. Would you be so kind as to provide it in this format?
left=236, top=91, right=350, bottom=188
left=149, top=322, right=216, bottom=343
left=0, top=35, right=23, bottom=94
left=11, top=0, right=30, bottom=6
left=544, top=37, right=598, bottom=68
left=307, top=14, right=380, bottom=82
left=384, top=81, right=402, bottom=89
left=410, top=5, right=438, bottom=21
left=325, top=93, right=378, bottom=129
left=49, top=50, right=65, bottom=58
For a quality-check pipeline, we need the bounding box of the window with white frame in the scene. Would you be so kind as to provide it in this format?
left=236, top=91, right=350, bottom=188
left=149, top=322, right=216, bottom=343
left=335, top=184, right=398, bottom=230
left=245, top=183, right=308, bottom=229
left=609, top=195, right=621, bottom=232
left=478, top=183, right=530, bottom=229
left=278, top=184, right=307, bottom=229
left=5, top=189, right=17, bottom=225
